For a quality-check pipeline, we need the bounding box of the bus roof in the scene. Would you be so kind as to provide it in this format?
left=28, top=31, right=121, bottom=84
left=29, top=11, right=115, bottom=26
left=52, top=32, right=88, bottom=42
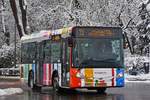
left=21, top=26, right=122, bottom=43
left=21, top=27, right=72, bottom=43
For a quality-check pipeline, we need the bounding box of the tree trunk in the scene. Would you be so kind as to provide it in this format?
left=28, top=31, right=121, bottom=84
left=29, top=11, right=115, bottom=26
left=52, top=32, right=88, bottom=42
left=124, top=32, right=134, bottom=54
left=1, top=0, right=6, bottom=33
left=19, top=0, right=27, bottom=34
left=9, top=0, right=25, bottom=38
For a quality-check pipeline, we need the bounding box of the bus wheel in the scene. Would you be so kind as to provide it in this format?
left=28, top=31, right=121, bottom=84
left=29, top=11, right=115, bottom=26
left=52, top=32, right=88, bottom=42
left=28, top=71, right=34, bottom=88
left=97, top=88, right=106, bottom=94
left=52, top=77, right=60, bottom=92
left=28, top=71, right=41, bottom=91
left=29, top=77, right=34, bottom=89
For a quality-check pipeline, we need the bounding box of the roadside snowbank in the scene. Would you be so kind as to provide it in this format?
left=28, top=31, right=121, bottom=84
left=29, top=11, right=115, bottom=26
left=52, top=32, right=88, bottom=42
left=126, top=73, right=150, bottom=81
left=0, top=88, right=23, bottom=96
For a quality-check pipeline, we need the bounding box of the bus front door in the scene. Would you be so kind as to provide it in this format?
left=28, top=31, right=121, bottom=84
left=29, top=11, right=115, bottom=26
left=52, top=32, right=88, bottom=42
left=61, top=41, right=70, bottom=87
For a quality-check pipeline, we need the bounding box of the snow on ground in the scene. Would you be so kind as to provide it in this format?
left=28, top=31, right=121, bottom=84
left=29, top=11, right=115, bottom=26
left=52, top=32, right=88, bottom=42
left=0, top=88, right=23, bottom=96
left=124, top=49, right=150, bottom=83
left=125, top=73, right=150, bottom=83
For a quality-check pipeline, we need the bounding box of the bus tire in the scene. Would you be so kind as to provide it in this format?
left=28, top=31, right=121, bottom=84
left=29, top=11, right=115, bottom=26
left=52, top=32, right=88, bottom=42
left=97, top=88, right=106, bottom=94
left=28, top=71, right=33, bottom=88
left=28, top=71, right=41, bottom=92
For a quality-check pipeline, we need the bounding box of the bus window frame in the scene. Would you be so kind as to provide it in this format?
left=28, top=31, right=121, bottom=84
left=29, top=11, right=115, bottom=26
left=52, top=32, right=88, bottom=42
left=43, top=40, right=51, bottom=63
left=21, top=42, right=37, bottom=64
left=51, top=40, right=62, bottom=63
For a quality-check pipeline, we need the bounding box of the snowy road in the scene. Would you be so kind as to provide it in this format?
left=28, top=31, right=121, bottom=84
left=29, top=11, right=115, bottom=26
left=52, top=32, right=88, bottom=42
left=0, top=80, right=150, bottom=100
left=1, top=76, right=150, bottom=100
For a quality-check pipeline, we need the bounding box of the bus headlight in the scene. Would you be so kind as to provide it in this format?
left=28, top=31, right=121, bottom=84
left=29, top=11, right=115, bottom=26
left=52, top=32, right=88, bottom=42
left=76, top=72, right=81, bottom=78
left=117, top=72, right=123, bottom=78
left=76, top=72, right=84, bottom=79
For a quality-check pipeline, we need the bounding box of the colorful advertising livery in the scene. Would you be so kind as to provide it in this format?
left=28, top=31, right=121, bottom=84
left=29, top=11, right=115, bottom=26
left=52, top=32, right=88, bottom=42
left=20, top=26, right=124, bottom=93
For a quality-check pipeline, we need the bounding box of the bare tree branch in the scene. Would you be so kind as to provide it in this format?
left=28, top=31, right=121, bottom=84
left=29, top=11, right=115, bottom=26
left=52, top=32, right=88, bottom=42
left=124, top=17, right=135, bottom=29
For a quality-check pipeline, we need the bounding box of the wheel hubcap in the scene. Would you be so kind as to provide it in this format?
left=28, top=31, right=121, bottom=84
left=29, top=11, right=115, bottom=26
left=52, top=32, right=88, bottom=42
left=30, top=78, right=33, bottom=88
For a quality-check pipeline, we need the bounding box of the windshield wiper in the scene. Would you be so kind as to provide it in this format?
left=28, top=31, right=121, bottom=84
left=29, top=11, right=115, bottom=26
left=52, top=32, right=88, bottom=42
left=83, top=58, right=116, bottom=62
left=80, top=58, right=117, bottom=66
left=78, top=58, right=121, bottom=68
left=98, top=58, right=116, bottom=62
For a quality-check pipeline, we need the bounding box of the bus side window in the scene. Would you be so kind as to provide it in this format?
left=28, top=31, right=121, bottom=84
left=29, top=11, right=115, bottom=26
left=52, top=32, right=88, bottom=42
left=39, top=42, right=44, bottom=60
left=51, top=42, right=61, bottom=63
left=28, top=42, right=36, bottom=63
left=21, top=43, right=28, bottom=63
left=44, top=40, right=51, bottom=63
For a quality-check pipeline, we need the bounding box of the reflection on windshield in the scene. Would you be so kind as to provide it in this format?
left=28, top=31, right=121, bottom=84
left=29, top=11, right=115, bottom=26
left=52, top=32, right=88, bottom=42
left=73, top=38, right=123, bottom=68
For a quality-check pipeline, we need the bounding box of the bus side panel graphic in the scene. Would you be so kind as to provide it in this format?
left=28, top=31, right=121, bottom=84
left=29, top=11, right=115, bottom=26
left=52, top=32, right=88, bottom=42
left=43, top=64, right=52, bottom=85
left=70, top=68, right=124, bottom=88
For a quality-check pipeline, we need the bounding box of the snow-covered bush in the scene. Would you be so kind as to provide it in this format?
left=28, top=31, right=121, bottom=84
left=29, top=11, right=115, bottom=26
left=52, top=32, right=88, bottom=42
left=0, top=44, right=14, bottom=68
left=0, top=88, right=23, bottom=96
left=0, top=43, right=21, bottom=68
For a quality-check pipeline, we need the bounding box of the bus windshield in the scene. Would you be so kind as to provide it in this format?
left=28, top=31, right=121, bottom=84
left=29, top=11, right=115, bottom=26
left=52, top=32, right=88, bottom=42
left=73, top=38, right=123, bottom=68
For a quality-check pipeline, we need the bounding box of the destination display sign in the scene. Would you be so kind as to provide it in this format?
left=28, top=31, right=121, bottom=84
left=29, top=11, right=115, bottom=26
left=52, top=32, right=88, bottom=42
left=72, top=27, right=122, bottom=38
left=89, top=29, right=112, bottom=37
left=51, top=35, right=61, bottom=41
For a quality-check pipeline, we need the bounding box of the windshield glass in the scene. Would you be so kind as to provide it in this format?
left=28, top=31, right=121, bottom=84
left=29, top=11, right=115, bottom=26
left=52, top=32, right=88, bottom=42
left=73, top=38, right=123, bottom=68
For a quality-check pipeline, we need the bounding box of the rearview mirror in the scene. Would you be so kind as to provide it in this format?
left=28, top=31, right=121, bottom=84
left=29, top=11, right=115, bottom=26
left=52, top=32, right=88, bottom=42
left=68, top=37, right=74, bottom=47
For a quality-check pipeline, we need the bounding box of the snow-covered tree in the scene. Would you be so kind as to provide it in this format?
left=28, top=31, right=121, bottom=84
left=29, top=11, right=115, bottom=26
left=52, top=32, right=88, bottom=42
left=0, top=44, right=14, bottom=68
left=1, top=0, right=150, bottom=70
left=128, top=0, right=150, bottom=55
left=0, top=43, right=21, bottom=68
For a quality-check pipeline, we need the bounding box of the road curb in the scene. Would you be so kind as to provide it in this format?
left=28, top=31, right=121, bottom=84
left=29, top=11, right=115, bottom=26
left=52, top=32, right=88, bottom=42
left=0, top=76, right=20, bottom=80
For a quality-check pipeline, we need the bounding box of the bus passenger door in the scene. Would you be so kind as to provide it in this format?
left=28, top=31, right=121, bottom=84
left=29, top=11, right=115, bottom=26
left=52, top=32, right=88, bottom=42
left=51, top=42, right=62, bottom=86
left=62, top=41, right=70, bottom=86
